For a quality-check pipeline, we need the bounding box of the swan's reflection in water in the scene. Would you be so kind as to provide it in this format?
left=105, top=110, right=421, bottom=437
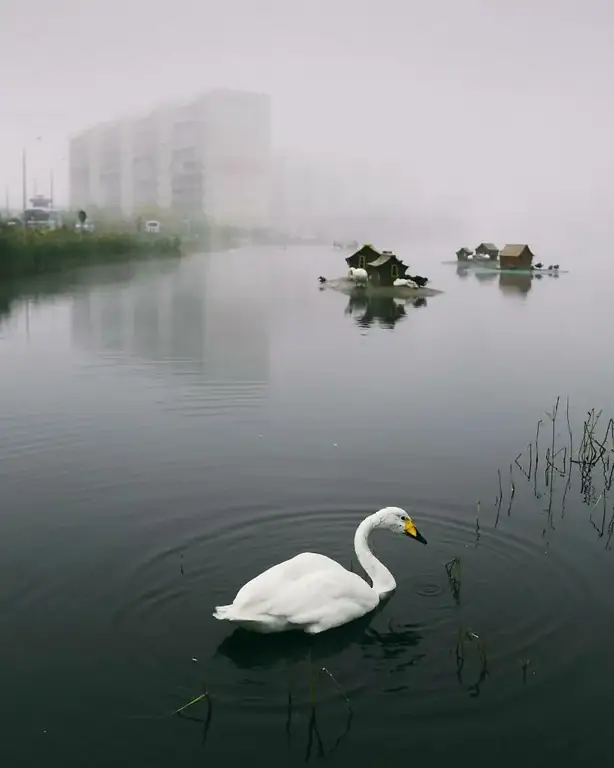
left=212, top=611, right=423, bottom=759
left=215, top=608, right=422, bottom=669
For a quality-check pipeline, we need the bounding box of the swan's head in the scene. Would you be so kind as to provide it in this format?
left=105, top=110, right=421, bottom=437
left=377, top=506, right=427, bottom=545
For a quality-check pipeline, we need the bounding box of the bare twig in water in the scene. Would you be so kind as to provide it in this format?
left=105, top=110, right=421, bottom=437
left=520, top=658, right=531, bottom=684
left=560, top=466, right=572, bottom=519
left=172, top=690, right=208, bottom=716
left=566, top=396, right=573, bottom=464
left=506, top=464, right=516, bottom=517
left=455, top=629, right=489, bottom=697
left=445, top=557, right=462, bottom=604
left=305, top=706, right=325, bottom=762
left=302, top=669, right=354, bottom=761
left=455, top=627, right=465, bottom=681
left=534, top=419, right=543, bottom=497
left=320, top=667, right=353, bottom=714
left=529, top=441, right=533, bottom=477
left=495, top=489, right=503, bottom=528
left=605, top=506, right=614, bottom=551
left=546, top=447, right=567, bottom=476
left=495, top=467, right=505, bottom=527
left=285, top=689, right=293, bottom=747
left=176, top=696, right=213, bottom=748
left=475, top=500, right=481, bottom=544
left=543, top=397, right=561, bottom=504
left=589, top=492, right=607, bottom=538
left=514, top=443, right=533, bottom=480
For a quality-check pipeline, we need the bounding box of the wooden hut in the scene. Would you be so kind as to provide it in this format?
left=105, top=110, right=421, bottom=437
left=456, top=247, right=473, bottom=262
left=366, top=251, right=410, bottom=286
left=345, top=244, right=381, bottom=271
left=474, top=242, right=499, bottom=260
left=499, top=244, right=535, bottom=270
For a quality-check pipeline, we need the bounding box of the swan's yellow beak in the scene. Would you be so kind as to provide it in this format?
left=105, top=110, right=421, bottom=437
left=404, top=518, right=427, bottom=544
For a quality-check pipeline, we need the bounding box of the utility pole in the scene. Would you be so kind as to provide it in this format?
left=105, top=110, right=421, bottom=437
left=22, top=148, right=27, bottom=232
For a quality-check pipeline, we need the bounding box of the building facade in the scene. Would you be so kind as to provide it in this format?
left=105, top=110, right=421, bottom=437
left=69, top=89, right=271, bottom=228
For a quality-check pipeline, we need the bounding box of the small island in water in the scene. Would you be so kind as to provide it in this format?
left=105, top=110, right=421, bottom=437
left=451, top=242, right=566, bottom=275
left=319, top=243, right=442, bottom=298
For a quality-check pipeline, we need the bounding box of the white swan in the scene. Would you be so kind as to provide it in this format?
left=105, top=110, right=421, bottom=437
left=393, top=278, right=418, bottom=288
left=213, top=507, right=427, bottom=634
left=348, top=267, right=368, bottom=282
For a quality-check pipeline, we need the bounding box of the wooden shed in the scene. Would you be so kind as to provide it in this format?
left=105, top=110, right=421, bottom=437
left=499, top=244, right=535, bottom=270
left=456, top=247, right=473, bottom=262
left=366, top=251, right=409, bottom=286
left=474, top=242, right=499, bottom=260
left=345, top=244, right=381, bottom=270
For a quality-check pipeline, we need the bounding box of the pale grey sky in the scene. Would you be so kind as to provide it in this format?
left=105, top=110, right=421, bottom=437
left=1, top=0, right=613, bottom=242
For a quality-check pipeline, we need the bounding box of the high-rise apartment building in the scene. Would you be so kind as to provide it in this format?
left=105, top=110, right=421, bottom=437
left=69, top=89, right=271, bottom=228
left=69, top=120, right=132, bottom=214
left=132, top=106, right=174, bottom=213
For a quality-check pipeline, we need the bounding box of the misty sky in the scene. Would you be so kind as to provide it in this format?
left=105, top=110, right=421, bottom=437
left=1, top=0, right=613, bottom=242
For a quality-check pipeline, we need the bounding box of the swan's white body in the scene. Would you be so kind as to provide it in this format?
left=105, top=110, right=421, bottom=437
left=213, top=507, right=427, bottom=634
left=348, top=267, right=368, bottom=283
left=393, top=278, right=418, bottom=288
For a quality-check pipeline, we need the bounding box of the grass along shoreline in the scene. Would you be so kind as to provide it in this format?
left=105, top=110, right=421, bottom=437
left=0, top=227, right=182, bottom=279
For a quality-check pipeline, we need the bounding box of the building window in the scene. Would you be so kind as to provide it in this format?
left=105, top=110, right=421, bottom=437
left=391, top=264, right=399, bottom=279
left=358, top=255, right=366, bottom=269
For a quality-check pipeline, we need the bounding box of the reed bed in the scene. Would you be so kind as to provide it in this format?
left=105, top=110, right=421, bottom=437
left=0, top=227, right=181, bottom=279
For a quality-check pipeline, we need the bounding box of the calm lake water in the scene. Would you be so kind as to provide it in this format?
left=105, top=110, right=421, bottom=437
left=1, top=244, right=613, bottom=767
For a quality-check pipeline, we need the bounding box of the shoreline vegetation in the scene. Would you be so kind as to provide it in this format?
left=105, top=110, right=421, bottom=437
left=0, top=218, right=328, bottom=281
left=0, top=226, right=182, bottom=280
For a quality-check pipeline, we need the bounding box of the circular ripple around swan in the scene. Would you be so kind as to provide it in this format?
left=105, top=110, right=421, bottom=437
left=111, top=502, right=409, bottom=711
left=110, top=501, right=599, bottom=718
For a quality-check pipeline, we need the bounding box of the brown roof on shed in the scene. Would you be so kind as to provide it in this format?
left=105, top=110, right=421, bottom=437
left=500, top=244, right=532, bottom=258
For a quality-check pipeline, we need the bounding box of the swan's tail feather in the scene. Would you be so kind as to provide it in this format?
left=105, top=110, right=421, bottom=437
left=213, top=604, right=236, bottom=620
left=213, top=605, right=285, bottom=632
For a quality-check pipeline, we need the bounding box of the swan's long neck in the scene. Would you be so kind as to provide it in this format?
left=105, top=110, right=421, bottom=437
left=354, top=515, right=396, bottom=598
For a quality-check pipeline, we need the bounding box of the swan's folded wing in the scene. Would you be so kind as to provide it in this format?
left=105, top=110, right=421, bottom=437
left=259, top=568, right=378, bottom=632
left=232, top=552, right=346, bottom=608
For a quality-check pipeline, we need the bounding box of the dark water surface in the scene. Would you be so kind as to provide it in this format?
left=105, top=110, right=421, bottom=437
left=1, top=245, right=613, bottom=767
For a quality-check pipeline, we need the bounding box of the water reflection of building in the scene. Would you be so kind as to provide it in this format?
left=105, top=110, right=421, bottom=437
left=344, top=292, right=426, bottom=330
left=474, top=270, right=498, bottom=284
left=498, top=272, right=533, bottom=297
left=70, top=256, right=270, bottom=386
